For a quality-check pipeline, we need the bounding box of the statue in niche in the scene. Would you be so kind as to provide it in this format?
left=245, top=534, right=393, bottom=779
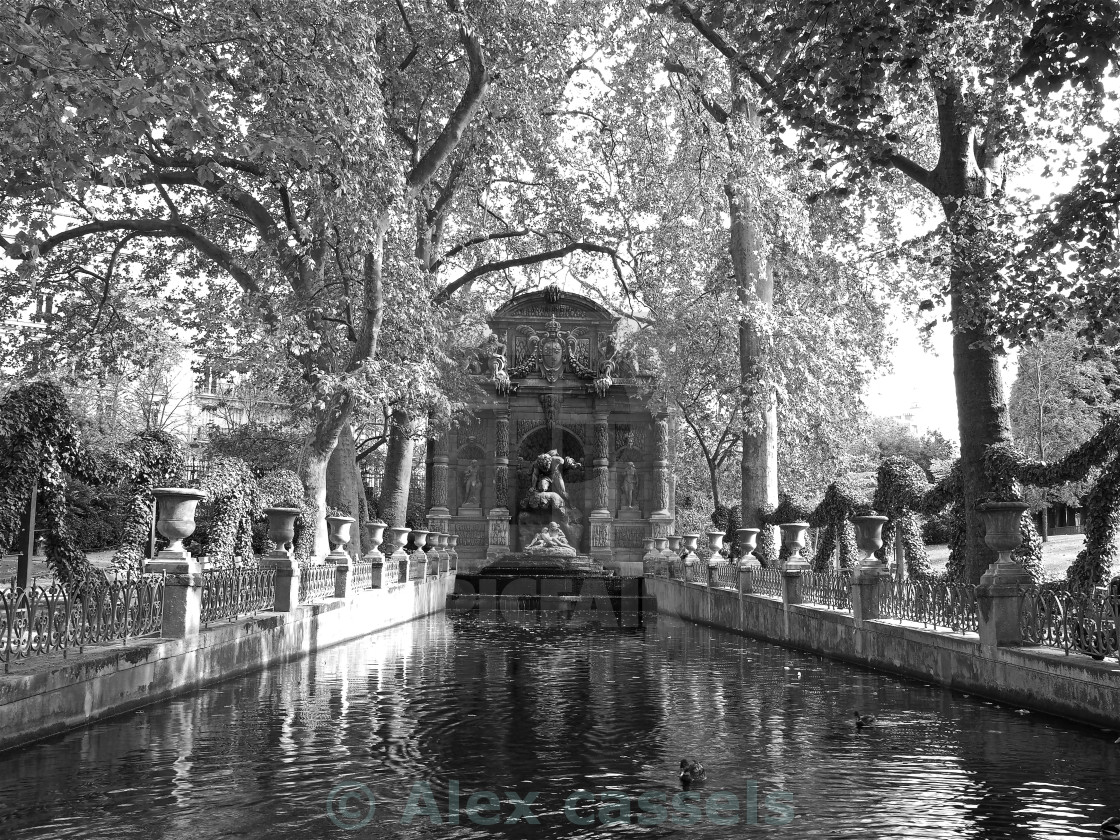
left=621, top=461, right=638, bottom=508
left=461, top=459, right=481, bottom=507
left=518, top=449, right=583, bottom=550
left=528, top=449, right=577, bottom=502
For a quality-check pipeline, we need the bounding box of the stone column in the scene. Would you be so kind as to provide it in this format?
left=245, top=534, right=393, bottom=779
left=592, top=412, right=610, bottom=515
left=782, top=569, right=804, bottom=606
left=651, top=413, right=672, bottom=518
left=977, top=584, right=1027, bottom=647
left=330, top=546, right=353, bottom=599
left=260, top=549, right=299, bottom=612
left=589, top=410, right=613, bottom=565
left=649, top=413, right=675, bottom=555
left=427, top=429, right=451, bottom=535
left=147, top=556, right=204, bottom=637
left=850, top=572, right=882, bottom=625
left=493, top=411, right=510, bottom=511
left=487, top=411, right=511, bottom=559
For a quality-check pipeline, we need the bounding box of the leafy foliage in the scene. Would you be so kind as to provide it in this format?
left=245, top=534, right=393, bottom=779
left=1008, top=323, right=1120, bottom=515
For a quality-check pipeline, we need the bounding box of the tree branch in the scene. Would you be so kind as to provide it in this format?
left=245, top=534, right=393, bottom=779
left=405, top=18, right=489, bottom=194
left=25, top=218, right=261, bottom=293
left=434, top=241, right=618, bottom=304
left=656, top=1, right=936, bottom=191
left=431, top=228, right=533, bottom=271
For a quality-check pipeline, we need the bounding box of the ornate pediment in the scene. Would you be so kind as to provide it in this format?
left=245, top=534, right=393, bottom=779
left=492, top=285, right=618, bottom=326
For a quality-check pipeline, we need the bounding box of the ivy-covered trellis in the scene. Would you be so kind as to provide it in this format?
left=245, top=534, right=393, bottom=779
left=0, top=381, right=325, bottom=587
left=0, top=382, right=117, bottom=590
left=113, top=430, right=186, bottom=573
left=986, top=416, right=1120, bottom=590
left=258, top=469, right=316, bottom=566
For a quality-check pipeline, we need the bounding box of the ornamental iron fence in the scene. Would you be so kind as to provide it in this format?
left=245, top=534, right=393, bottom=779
left=352, top=561, right=374, bottom=591
left=201, top=567, right=275, bottom=624
left=879, top=579, right=979, bottom=634
left=748, top=567, right=783, bottom=599
left=801, top=570, right=852, bottom=612
left=1020, top=586, right=1119, bottom=661
left=298, top=564, right=337, bottom=603
left=0, top=574, right=165, bottom=664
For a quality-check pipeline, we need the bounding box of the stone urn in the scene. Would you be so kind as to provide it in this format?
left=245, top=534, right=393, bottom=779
left=643, top=538, right=658, bottom=564
left=706, top=530, right=727, bottom=563
left=263, top=506, right=300, bottom=555
left=385, top=527, right=411, bottom=557
left=409, top=528, right=430, bottom=554
left=852, top=513, right=889, bottom=574
left=325, top=514, right=354, bottom=556
left=681, top=534, right=700, bottom=563
left=979, top=501, right=1032, bottom=585
left=432, top=532, right=448, bottom=560
left=152, top=488, right=206, bottom=557
left=778, top=522, right=811, bottom=570
left=653, top=536, right=668, bottom=555
left=736, top=528, right=761, bottom=570
left=667, top=534, right=683, bottom=558
left=364, top=520, right=387, bottom=560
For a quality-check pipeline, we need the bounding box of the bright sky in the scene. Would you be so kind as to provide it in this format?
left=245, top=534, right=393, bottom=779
left=866, top=311, right=1018, bottom=443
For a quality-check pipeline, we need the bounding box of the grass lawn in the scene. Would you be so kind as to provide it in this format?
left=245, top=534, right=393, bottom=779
left=925, top=532, right=1086, bottom=581
left=0, top=549, right=117, bottom=586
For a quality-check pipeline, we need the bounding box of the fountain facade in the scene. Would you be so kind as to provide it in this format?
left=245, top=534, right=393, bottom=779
left=425, top=287, right=676, bottom=576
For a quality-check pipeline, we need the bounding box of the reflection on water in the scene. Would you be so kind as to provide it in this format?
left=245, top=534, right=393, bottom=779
left=0, top=608, right=1117, bottom=839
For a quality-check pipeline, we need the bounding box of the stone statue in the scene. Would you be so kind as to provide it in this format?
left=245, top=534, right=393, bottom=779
left=462, top=459, right=481, bottom=506
left=523, top=521, right=577, bottom=557
left=528, top=449, right=576, bottom=503
left=621, top=461, right=638, bottom=508
left=478, top=333, right=511, bottom=394
left=525, top=522, right=570, bottom=550
left=518, top=449, right=583, bottom=550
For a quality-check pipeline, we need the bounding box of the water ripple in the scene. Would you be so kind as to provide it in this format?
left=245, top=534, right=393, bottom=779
left=0, top=611, right=1115, bottom=839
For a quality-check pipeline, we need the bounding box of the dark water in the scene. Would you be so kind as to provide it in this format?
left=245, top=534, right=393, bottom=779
left=0, top=606, right=1117, bottom=839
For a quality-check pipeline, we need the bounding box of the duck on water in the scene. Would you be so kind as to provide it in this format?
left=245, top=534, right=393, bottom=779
left=679, top=759, right=706, bottom=790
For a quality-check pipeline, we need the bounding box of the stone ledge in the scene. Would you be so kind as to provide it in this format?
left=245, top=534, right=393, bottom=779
left=0, top=574, right=457, bottom=753
left=648, top=577, right=1120, bottom=731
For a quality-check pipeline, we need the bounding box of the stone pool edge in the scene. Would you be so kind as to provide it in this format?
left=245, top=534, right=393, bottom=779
left=0, top=574, right=456, bottom=754
left=647, top=577, right=1120, bottom=732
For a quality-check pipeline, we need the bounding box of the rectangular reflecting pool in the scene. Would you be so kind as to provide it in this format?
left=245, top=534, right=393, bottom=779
left=0, top=607, right=1117, bottom=838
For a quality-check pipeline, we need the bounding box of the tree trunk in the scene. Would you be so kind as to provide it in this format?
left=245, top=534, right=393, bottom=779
left=379, top=408, right=415, bottom=528
left=297, top=395, right=353, bottom=561
left=707, top=457, right=721, bottom=512
left=950, top=282, right=1012, bottom=583
left=726, top=72, right=779, bottom=528
left=325, top=421, right=364, bottom=558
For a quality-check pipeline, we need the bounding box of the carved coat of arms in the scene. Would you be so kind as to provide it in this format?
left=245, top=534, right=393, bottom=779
left=510, top=318, right=595, bottom=383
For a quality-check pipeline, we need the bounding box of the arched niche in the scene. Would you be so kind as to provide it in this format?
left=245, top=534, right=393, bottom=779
left=454, top=442, right=487, bottom=510
left=515, top=427, right=586, bottom=513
